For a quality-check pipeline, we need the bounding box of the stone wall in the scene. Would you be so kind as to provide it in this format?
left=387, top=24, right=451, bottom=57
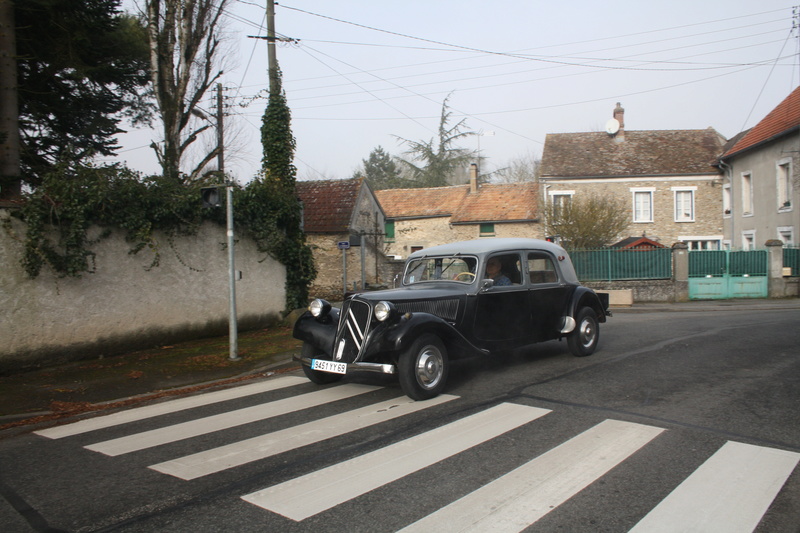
left=386, top=218, right=544, bottom=260
left=542, top=175, right=724, bottom=246
left=306, top=233, right=387, bottom=301
left=1, top=213, right=286, bottom=371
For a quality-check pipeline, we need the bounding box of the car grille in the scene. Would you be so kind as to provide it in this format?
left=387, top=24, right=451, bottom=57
left=394, top=299, right=459, bottom=322
left=334, top=299, right=372, bottom=362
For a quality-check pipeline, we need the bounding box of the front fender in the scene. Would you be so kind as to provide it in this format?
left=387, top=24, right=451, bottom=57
left=370, top=312, right=486, bottom=360
left=292, top=309, right=340, bottom=356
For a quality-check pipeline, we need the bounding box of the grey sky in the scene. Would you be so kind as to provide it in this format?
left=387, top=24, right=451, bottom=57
left=114, top=0, right=799, bottom=182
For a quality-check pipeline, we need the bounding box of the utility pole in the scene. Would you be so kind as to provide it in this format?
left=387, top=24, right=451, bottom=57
left=217, top=83, right=225, bottom=176
left=217, top=82, right=239, bottom=361
left=267, top=0, right=279, bottom=95
left=249, top=0, right=296, bottom=90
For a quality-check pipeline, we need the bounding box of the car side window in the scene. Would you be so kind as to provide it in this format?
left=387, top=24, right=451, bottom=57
left=528, top=252, right=558, bottom=284
left=484, top=254, right=522, bottom=286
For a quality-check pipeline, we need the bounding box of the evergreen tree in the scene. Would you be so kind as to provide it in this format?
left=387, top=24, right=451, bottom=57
left=355, top=146, right=402, bottom=190
left=15, top=0, right=151, bottom=186
left=395, top=94, right=475, bottom=188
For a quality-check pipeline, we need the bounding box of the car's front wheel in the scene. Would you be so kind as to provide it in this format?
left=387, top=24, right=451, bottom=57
left=300, top=342, right=343, bottom=384
left=398, top=334, right=449, bottom=400
left=567, top=307, right=599, bottom=357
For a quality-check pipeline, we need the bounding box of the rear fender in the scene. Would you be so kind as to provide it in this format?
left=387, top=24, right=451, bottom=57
left=568, top=287, right=608, bottom=323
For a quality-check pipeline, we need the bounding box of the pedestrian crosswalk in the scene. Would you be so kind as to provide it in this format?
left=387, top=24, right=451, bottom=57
left=243, top=402, right=552, bottom=521
left=33, top=378, right=800, bottom=532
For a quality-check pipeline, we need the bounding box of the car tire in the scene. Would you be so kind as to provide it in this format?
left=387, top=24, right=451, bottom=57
left=398, top=333, right=449, bottom=400
left=567, top=307, right=599, bottom=357
left=300, top=342, right=343, bottom=384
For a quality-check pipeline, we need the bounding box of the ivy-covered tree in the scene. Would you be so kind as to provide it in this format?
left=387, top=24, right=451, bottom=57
left=13, top=0, right=152, bottom=187
left=395, top=94, right=475, bottom=188
left=354, top=146, right=402, bottom=190
left=253, top=65, right=315, bottom=311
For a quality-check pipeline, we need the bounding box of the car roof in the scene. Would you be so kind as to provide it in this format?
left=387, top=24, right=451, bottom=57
left=407, top=238, right=580, bottom=284
left=407, top=238, right=568, bottom=259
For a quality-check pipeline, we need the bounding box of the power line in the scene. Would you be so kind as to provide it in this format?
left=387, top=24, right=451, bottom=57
left=277, top=4, right=790, bottom=72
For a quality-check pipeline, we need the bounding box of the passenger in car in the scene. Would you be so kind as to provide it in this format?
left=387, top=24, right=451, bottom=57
left=485, top=257, right=512, bottom=286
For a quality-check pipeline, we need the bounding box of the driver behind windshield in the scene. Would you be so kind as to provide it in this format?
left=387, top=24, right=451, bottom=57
left=485, top=257, right=512, bottom=286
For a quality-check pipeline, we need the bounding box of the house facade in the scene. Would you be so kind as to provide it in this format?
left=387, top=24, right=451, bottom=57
left=296, top=177, right=386, bottom=299
left=375, top=165, right=541, bottom=260
left=540, top=103, right=727, bottom=249
left=717, top=86, right=800, bottom=249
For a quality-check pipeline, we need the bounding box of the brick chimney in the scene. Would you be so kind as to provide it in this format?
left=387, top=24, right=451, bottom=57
left=613, top=102, right=625, bottom=140
left=469, top=163, right=478, bottom=193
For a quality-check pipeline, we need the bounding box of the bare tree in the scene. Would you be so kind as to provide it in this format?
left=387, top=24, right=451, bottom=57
left=492, top=151, right=541, bottom=183
left=544, top=193, right=630, bottom=249
left=146, top=0, right=229, bottom=182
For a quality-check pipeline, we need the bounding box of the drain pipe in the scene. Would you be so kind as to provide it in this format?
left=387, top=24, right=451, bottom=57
left=718, top=159, right=733, bottom=248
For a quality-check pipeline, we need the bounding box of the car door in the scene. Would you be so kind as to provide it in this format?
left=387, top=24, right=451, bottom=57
left=472, top=252, right=531, bottom=346
left=526, top=251, right=570, bottom=341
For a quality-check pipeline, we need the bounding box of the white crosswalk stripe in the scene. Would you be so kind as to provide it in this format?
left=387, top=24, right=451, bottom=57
left=241, top=402, right=552, bottom=521
left=43, top=378, right=798, bottom=531
left=150, top=394, right=458, bottom=480
left=85, top=383, right=380, bottom=456
left=34, top=376, right=307, bottom=439
left=630, top=441, right=800, bottom=533
left=399, top=419, right=665, bottom=532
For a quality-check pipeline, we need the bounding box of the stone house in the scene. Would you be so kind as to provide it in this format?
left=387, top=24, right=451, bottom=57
left=717, top=86, right=799, bottom=248
left=375, top=165, right=541, bottom=261
left=296, top=177, right=386, bottom=300
left=540, top=103, right=727, bottom=249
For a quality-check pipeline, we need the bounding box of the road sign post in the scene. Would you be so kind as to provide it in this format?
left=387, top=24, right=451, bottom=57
left=338, top=241, right=349, bottom=295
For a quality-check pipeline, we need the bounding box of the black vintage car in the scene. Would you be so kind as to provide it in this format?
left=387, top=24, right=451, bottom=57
left=293, top=238, right=610, bottom=400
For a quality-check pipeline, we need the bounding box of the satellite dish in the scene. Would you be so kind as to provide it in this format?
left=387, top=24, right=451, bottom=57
left=605, top=118, right=620, bottom=134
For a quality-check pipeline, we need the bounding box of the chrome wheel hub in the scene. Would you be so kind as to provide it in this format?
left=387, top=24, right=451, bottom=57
left=579, top=319, right=596, bottom=347
left=416, top=347, right=443, bottom=389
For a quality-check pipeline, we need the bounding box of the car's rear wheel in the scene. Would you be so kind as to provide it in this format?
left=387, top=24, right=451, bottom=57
left=398, top=334, right=449, bottom=400
left=300, top=342, right=343, bottom=384
left=567, top=307, right=599, bottom=357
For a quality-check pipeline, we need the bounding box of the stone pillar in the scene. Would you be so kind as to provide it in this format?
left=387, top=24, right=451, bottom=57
left=672, top=242, right=689, bottom=302
left=766, top=239, right=786, bottom=298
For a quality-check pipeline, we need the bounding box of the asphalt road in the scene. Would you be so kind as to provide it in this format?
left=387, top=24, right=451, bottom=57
left=1, top=304, right=798, bottom=532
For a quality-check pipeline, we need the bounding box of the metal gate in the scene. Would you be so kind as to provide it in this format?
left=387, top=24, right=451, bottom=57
left=688, top=249, right=768, bottom=300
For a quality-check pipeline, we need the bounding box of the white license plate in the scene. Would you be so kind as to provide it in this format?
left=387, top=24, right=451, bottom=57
left=311, top=359, right=347, bottom=374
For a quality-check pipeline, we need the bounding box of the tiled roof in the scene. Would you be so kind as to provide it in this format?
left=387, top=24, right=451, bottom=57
left=722, top=85, right=800, bottom=158
left=375, top=185, right=469, bottom=219
left=375, top=182, right=538, bottom=223
left=295, top=177, right=363, bottom=233
left=451, top=182, right=538, bottom=223
left=610, top=236, right=666, bottom=249
left=541, top=128, right=725, bottom=178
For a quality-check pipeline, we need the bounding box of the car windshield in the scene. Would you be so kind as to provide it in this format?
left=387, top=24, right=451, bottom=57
left=403, top=256, right=478, bottom=285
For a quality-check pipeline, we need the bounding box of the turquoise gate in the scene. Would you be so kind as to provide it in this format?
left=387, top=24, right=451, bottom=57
left=688, top=249, right=768, bottom=300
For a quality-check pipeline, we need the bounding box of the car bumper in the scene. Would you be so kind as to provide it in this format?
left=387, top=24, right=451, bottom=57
left=293, top=355, right=397, bottom=375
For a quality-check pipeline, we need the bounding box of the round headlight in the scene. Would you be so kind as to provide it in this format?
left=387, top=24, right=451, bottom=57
left=374, top=301, right=395, bottom=322
left=309, top=298, right=331, bottom=318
